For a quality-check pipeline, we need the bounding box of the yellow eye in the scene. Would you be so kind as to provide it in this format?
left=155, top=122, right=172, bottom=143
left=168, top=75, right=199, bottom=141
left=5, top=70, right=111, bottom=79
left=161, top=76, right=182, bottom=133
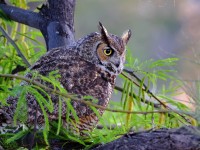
left=104, top=49, right=113, bottom=56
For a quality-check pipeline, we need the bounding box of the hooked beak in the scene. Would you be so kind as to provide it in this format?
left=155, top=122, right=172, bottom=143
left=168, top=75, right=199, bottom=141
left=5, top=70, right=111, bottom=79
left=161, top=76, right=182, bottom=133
left=106, top=60, right=123, bottom=75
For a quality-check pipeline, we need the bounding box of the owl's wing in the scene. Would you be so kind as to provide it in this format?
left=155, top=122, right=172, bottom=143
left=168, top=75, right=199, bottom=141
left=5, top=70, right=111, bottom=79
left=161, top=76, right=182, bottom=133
left=0, top=47, right=74, bottom=126
left=30, top=47, right=74, bottom=73
left=1, top=46, right=113, bottom=134
left=30, top=46, right=113, bottom=116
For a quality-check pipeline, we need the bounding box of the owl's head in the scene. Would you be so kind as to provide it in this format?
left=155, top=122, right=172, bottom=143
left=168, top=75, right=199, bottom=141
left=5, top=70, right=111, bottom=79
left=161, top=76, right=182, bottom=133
left=76, top=22, right=131, bottom=75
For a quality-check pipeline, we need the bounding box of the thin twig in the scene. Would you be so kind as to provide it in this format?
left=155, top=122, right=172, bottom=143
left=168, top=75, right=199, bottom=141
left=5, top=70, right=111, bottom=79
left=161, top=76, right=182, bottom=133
left=123, top=69, right=149, bottom=91
left=0, top=26, right=31, bottom=67
left=0, top=73, right=191, bottom=116
left=122, top=71, right=167, bottom=108
left=114, top=86, right=160, bottom=109
left=0, top=3, right=43, bottom=29
left=122, top=70, right=190, bottom=124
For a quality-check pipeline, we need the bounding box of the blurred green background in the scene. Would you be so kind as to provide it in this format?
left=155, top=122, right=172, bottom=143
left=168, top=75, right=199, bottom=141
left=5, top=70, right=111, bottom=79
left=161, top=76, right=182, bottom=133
left=27, top=0, right=200, bottom=88
left=74, top=0, right=200, bottom=81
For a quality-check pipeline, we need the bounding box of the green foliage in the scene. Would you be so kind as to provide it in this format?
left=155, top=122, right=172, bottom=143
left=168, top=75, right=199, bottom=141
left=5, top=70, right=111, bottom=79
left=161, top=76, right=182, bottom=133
left=0, top=135, right=19, bottom=150
left=0, top=1, right=198, bottom=149
left=0, top=10, right=12, bottom=22
left=183, top=81, right=200, bottom=127
left=6, top=130, right=29, bottom=144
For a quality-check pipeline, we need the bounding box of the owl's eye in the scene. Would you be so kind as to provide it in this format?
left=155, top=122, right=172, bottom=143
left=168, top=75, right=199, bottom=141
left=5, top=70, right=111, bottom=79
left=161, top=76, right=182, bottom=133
left=104, top=48, right=113, bottom=56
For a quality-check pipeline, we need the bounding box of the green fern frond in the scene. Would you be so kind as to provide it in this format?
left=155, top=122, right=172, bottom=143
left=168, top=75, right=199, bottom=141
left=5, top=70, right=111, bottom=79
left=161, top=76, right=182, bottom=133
left=64, top=98, right=79, bottom=123
left=26, top=87, right=51, bottom=144
left=6, top=130, right=29, bottom=144
left=56, top=96, right=62, bottom=135
left=13, top=86, right=28, bottom=124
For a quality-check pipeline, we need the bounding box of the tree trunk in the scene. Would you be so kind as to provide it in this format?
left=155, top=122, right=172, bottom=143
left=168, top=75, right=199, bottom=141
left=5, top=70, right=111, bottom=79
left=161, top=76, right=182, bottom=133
left=0, top=0, right=76, bottom=50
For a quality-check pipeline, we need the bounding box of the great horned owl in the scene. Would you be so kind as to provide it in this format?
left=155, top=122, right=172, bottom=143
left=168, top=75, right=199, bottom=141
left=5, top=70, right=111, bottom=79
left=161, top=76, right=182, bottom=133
left=0, top=23, right=131, bottom=135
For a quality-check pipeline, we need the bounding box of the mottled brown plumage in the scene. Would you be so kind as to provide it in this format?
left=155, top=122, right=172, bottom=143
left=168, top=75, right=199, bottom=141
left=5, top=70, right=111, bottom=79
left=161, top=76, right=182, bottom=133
left=0, top=23, right=131, bottom=135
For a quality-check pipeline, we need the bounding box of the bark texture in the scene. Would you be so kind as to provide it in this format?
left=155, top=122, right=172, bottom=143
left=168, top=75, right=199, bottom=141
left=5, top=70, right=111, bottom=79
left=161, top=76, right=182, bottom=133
left=93, top=126, right=200, bottom=150
left=0, top=0, right=76, bottom=50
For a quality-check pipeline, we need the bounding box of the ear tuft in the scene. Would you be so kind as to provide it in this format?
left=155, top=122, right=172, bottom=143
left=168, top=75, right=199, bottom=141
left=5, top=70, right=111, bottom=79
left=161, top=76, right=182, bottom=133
left=98, top=22, right=108, bottom=36
left=98, top=22, right=110, bottom=43
left=121, top=29, right=132, bottom=45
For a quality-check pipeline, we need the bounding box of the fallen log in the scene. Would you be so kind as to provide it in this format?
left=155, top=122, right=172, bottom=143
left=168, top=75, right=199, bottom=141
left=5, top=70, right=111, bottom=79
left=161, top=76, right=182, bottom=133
left=93, top=126, right=200, bottom=150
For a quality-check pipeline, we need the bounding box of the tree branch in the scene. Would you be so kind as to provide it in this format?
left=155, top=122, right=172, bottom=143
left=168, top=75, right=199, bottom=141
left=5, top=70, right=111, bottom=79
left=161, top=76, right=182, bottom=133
left=114, top=86, right=161, bottom=109
left=122, top=71, right=167, bottom=108
left=0, top=3, right=43, bottom=29
left=0, top=26, right=30, bottom=67
left=0, top=73, right=191, bottom=116
left=121, top=71, right=190, bottom=124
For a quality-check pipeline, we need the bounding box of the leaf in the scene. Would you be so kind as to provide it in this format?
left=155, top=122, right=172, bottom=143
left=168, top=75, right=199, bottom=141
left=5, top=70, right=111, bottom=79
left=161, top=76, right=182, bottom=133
left=125, top=96, right=134, bottom=127
left=65, top=134, right=86, bottom=146
left=121, top=79, right=128, bottom=105
left=158, top=105, right=166, bottom=128
left=16, top=32, right=43, bottom=45
left=6, top=130, right=29, bottom=144
left=123, top=81, right=131, bottom=110
left=64, top=98, right=79, bottom=123
left=31, top=85, right=53, bottom=112
left=56, top=96, right=62, bottom=135
left=27, top=86, right=50, bottom=145
left=28, top=86, right=53, bottom=112
left=13, top=86, right=28, bottom=124
left=158, top=95, right=188, bottom=110
left=0, top=10, right=12, bottom=22
left=137, top=77, right=146, bottom=111
left=149, top=58, right=178, bottom=68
